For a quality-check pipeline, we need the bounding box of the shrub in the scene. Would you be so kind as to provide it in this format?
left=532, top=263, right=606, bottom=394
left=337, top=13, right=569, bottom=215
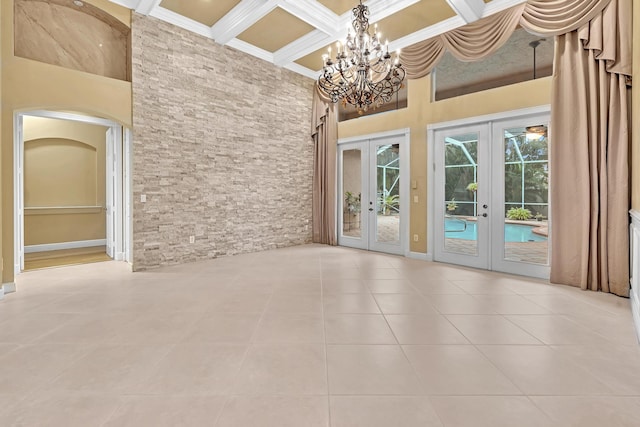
left=345, top=191, right=361, bottom=213
left=506, top=207, right=532, bottom=220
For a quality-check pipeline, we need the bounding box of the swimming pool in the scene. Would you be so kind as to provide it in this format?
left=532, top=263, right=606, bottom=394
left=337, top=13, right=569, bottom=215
left=445, top=219, right=547, bottom=242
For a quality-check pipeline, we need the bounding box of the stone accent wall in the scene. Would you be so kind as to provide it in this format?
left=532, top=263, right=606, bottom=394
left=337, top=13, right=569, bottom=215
left=131, top=14, right=314, bottom=270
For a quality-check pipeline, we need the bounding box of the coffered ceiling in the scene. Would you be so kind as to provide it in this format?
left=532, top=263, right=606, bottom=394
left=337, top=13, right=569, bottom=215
left=109, top=0, right=528, bottom=79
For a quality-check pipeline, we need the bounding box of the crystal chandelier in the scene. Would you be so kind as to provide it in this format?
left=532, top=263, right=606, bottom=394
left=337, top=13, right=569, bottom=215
left=318, top=0, right=405, bottom=112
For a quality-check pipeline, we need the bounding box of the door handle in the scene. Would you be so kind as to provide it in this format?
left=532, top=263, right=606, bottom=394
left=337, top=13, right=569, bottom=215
left=482, top=204, right=488, bottom=209
left=369, top=208, right=374, bottom=211
left=482, top=213, right=488, bottom=217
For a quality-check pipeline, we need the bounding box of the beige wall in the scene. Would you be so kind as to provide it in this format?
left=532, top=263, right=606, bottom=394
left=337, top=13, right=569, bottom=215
left=1, top=0, right=131, bottom=283
left=339, top=75, right=552, bottom=253
left=23, top=117, right=107, bottom=246
left=632, top=3, right=640, bottom=210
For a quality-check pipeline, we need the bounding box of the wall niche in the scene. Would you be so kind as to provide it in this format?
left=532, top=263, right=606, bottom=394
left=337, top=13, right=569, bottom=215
left=14, top=0, right=131, bottom=81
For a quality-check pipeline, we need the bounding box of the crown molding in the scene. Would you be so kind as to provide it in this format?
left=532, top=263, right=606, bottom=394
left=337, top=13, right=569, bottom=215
left=135, top=0, right=162, bottom=15
left=109, top=0, right=137, bottom=8
left=284, top=62, right=319, bottom=80
left=226, top=38, right=275, bottom=64
left=149, top=7, right=215, bottom=40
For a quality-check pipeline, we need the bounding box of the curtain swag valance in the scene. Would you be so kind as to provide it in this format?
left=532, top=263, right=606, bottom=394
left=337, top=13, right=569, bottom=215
left=400, top=0, right=630, bottom=81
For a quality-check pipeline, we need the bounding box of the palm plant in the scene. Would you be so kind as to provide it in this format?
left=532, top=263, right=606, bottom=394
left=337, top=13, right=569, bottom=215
left=379, top=191, right=399, bottom=215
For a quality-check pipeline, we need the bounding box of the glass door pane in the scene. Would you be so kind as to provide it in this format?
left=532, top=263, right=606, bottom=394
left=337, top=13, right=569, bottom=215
left=338, top=134, right=406, bottom=256
left=443, top=133, right=478, bottom=256
left=342, top=148, right=362, bottom=238
left=502, top=125, right=549, bottom=265
left=375, top=143, right=400, bottom=245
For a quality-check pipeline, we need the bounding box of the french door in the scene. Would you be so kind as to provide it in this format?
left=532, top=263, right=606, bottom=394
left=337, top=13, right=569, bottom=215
left=338, top=132, right=408, bottom=256
left=432, top=110, right=551, bottom=279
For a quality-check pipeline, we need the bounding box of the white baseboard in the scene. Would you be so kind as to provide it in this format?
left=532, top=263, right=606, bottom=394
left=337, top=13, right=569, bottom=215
left=407, top=251, right=433, bottom=261
left=2, top=282, right=16, bottom=295
left=24, top=239, right=107, bottom=254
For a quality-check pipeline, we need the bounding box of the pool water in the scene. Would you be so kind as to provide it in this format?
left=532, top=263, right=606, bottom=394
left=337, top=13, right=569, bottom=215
left=445, top=219, right=547, bottom=242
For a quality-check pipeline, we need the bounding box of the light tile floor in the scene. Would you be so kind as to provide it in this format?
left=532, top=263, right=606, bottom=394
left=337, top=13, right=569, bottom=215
left=1, top=244, right=639, bottom=426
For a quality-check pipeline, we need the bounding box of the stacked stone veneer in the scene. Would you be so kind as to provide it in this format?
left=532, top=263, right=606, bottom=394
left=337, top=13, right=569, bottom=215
left=131, top=14, right=314, bottom=270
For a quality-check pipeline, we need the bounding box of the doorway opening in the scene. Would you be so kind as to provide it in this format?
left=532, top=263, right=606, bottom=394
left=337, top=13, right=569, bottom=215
left=337, top=129, right=410, bottom=256
left=428, top=107, right=551, bottom=279
left=14, top=111, right=132, bottom=274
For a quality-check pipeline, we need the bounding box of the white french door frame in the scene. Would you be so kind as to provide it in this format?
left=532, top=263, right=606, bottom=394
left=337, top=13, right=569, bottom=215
left=105, top=127, right=124, bottom=260
left=123, top=128, right=133, bottom=264
left=13, top=110, right=132, bottom=275
left=337, top=128, right=410, bottom=256
left=433, top=123, right=491, bottom=269
left=428, top=106, right=551, bottom=279
left=489, top=114, right=551, bottom=278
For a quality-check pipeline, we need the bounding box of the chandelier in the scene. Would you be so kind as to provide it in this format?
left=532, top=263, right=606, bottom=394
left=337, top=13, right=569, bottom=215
left=318, top=0, right=405, bottom=112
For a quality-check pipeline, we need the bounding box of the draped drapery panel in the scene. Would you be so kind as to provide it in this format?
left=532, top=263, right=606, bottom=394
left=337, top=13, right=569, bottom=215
left=399, top=0, right=631, bottom=296
left=311, top=85, right=338, bottom=245
left=549, top=0, right=631, bottom=296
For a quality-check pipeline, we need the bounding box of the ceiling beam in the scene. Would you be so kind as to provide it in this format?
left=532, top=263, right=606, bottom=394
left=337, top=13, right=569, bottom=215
left=277, top=0, right=338, bottom=35
left=445, top=0, right=485, bottom=23
left=365, top=0, right=421, bottom=26
left=273, top=30, right=334, bottom=67
left=108, top=0, right=532, bottom=78
left=211, top=0, right=278, bottom=45
left=134, top=0, right=162, bottom=15
left=274, top=0, right=420, bottom=69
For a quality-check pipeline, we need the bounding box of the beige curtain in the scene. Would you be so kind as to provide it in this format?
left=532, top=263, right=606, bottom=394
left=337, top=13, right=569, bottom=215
left=549, top=0, right=631, bottom=296
left=400, top=0, right=632, bottom=295
left=401, top=0, right=613, bottom=78
left=311, top=84, right=338, bottom=245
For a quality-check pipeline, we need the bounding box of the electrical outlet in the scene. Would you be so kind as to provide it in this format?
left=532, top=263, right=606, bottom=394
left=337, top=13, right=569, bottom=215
left=140, top=194, right=146, bottom=203
left=189, top=235, right=195, bottom=244
left=413, top=195, right=418, bottom=203
left=413, top=234, right=419, bottom=242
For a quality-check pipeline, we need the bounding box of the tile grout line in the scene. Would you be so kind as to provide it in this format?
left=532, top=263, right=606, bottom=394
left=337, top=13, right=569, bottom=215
left=320, top=256, right=334, bottom=427
left=211, top=271, right=279, bottom=427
